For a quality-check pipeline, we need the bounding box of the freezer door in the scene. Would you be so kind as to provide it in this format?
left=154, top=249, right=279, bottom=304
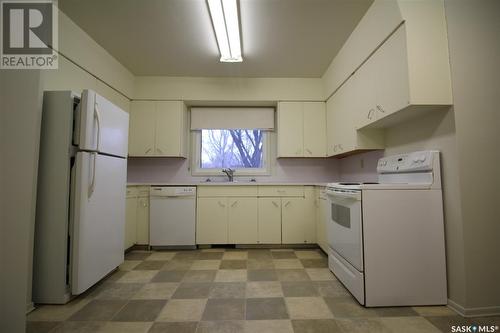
left=71, top=152, right=126, bottom=294
left=79, top=89, right=129, bottom=157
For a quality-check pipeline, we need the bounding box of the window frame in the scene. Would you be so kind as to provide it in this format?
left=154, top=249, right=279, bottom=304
left=191, top=129, right=271, bottom=176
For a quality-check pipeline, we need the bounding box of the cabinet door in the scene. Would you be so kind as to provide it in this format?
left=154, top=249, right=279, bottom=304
left=326, top=97, right=337, bottom=156
left=155, top=101, right=185, bottom=157
left=282, top=198, right=315, bottom=244
left=136, top=196, right=149, bottom=245
left=372, top=24, right=410, bottom=119
left=303, top=102, right=326, bottom=157
left=327, top=84, right=350, bottom=156
left=316, top=196, right=328, bottom=252
left=258, top=198, right=282, bottom=244
left=228, top=197, right=258, bottom=244
left=353, top=52, right=378, bottom=129
left=196, top=197, right=227, bottom=244
left=277, top=102, right=304, bottom=157
left=128, top=101, right=155, bottom=156
left=125, top=197, right=137, bottom=249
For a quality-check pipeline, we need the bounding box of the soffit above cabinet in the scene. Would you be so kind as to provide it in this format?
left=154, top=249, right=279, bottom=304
left=58, top=0, right=372, bottom=77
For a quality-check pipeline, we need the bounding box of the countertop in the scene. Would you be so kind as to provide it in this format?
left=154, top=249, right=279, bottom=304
left=127, top=182, right=330, bottom=187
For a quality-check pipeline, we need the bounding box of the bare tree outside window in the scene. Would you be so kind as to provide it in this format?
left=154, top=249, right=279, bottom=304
left=201, top=129, right=264, bottom=169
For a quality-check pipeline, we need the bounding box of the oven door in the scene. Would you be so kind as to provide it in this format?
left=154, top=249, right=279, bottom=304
left=326, top=188, right=363, bottom=271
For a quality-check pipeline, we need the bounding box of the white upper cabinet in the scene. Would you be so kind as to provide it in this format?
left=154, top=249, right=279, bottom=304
left=128, top=101, right=187, bottom=157
left=277, top=102, right=326, bottom=157
left=325, top=0, right=452, bottom=145
left=326, top=74, right=383, bottom=157
left=303, top=102, right=327, bottom=157
left=355, top=24, right=411, bottom=129
left=277, top=102, right=303, bottom=157
left=129, top=101, right=156, bottom=156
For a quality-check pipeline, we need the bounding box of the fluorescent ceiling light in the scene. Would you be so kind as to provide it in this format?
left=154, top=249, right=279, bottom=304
left=207, top=0, right=242, bottom=62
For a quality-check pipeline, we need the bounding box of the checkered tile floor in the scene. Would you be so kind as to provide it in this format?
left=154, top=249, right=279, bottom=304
left=27, top=248, right=499, bottom=332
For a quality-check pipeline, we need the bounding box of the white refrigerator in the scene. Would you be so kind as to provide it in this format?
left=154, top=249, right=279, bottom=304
left=33, top=90, right=129, bottom=304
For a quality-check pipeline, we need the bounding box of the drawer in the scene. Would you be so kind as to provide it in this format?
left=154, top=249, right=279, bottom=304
left=258, top=186, right=304, bottom=197
left=197, top=186, right=258, bottom=197
left=137, top=186, right=150, bottom=197
left=126, top=186, right=138, bottom=198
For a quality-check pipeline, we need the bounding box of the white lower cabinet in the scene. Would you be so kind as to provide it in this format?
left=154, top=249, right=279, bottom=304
left=282, top=196, right=316, bottom=244
left=125, top=186, right=150, bottom=248
left=258, top=198, right=282, bottom=244
left=136, top=195, right=149, bottom=245
left=125, top=189, right=138, bottom=249
left=196, top=186, right=316, bottom=245
left=228, top=197, right=258, bottom=244
left=196, top=197, right=228, bottom=244
left=316, top=188, right=329, bottom=253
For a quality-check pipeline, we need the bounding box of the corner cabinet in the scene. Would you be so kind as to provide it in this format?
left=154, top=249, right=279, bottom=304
left=326, top=73, right=384, bottom=157
left=277, top=102, right=326, bottom=157
left=128, top=101, right=188, bottom=157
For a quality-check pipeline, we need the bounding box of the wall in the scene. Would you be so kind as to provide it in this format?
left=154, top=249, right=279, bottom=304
left=134, top=76, right=324, bottom=102
left=444, top=0, right=500, bottom=314
left=130, top=72, right=330, bottom=184
left=338, top=150, right=383, bottom=183
left=128, top=133, right=339, bottom=183
left=0, top=70, right=43, bottom=333
left=42, top=10, right=134, bottom=111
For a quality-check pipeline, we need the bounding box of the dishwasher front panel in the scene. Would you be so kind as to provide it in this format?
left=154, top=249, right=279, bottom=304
left=149, top=187, right=196, bottom=247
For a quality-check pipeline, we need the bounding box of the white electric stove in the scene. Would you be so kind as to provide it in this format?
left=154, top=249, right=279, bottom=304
left=325, top=150, right=447, bottom=307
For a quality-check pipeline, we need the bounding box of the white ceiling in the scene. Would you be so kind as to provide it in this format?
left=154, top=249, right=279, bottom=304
left=59, top=0, right=373, bottom=77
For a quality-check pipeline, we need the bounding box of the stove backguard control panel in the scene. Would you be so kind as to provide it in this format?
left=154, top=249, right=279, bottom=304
left=377, top=151, right=436, bottom=174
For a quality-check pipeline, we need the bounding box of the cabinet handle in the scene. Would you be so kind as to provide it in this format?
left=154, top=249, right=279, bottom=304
left=333, top=144, right=337, bottom=152
left=272, top=201, right=279, bottom=207
left=231, top=200, right=238, bottom=207
left=339, top=144, right=343, bottom=151
left=156, top=148, right=164, bottom=154
left=284, top=201, right=291, bottom=207
left=218, top=201, right=226, bottom=207
left=376, top=105, right=385, bottom=113
left=305, top=148, right=312, bottom=155
left=144, top=148, right=152, bottom=154
left=367, top=109, right=375, bottom=119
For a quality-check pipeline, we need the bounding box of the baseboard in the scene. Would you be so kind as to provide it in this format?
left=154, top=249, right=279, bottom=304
left=448, top=298, right=500, bottom=317
left=26, top=302, right=35, bottom=314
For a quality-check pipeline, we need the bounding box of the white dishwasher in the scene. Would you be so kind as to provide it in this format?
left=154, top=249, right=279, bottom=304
left=149, top=186, right=196, bottom=248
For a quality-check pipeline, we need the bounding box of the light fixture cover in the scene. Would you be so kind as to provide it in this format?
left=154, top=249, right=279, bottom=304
left=207, top=0, right=243, bottom=62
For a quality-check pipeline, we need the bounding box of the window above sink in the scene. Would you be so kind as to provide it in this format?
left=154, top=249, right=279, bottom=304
left=192, top=129, right=270, bottom=176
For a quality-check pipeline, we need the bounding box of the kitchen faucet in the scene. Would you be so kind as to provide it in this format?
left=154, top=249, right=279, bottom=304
left=222, top=168, right=235, bottom=182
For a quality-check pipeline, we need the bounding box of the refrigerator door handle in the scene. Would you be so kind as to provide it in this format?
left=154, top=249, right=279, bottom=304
left=94, top=103, right=102, bottom=152
left=88, top=152, right=97, bottom=198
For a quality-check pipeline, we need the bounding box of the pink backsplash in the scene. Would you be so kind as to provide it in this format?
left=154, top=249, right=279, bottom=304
left=127, top=157, right=342, bottom=184
left=338, top=150, right=383, bottom=183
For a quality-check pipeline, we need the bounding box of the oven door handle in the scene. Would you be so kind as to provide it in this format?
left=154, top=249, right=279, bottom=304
left=326, top=190, right=361, bottom=201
